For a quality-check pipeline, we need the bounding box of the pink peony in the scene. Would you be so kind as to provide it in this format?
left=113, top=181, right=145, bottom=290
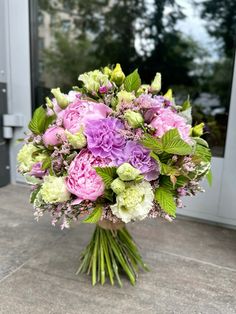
left=42, top=126, right=66, bottom=147
left=63, top=100, right=112, bottom=134
left=150, top=108, right=191, bottom=141
left=66, top=149, right=110, bottom=203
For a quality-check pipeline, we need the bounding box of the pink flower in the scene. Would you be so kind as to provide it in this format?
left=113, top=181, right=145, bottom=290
left=150, top=108, right=191, bottom=141
left=42, top=126, right=66, bottom=147
left=63, top=100, right=112, bottom=134
left=66, top=149, right=110, bottom=203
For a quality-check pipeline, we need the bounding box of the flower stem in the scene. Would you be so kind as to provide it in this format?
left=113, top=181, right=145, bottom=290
left=76, top=224, right=148, bottom=286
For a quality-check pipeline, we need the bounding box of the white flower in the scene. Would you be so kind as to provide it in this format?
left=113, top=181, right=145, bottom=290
left=110, top=181, right=154, bottom=223
left=40, top=176, right=71, bottom=204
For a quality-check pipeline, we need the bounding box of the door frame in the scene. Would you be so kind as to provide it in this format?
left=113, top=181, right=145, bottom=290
left=4, top=0, right=236, bottom=226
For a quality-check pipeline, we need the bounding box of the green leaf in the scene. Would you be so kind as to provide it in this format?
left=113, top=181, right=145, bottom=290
left=28, top=106, right=47, bottom=134
left=194, top=137, right=209, bottom=148
left=124, top=69, right=141, bottom=92
left=206, top=169, right=213, bottom=186
left=102, top=189, right=114, bottom=202
left=82, top=205, right=103, bottom=224
left=30, top=187, right=41, bottom=204
left=42, top=157, right=51, bottom=170
left=28, top=106, right=56, bottom=134
left=161, top=163, right=180, bottom=176
left=95, top=167, right=117, bottom=188
left=155, top=187, right=176, bottom=217
left=162, top=128, right=193, bottom=155
left=181, top=96, right=191, bottom=111
left=193, top=143, right=212, bottom=163
left=141, top=134, right=163, bottom=154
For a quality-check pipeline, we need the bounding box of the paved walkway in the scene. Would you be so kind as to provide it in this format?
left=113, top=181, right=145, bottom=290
left=0, top=184, right=236, bottom=314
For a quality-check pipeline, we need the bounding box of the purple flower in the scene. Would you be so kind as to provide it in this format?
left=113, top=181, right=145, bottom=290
left=30, top=162, right=46, bottom=178
left=116, top=141, right=159, bottom=181
left=84, top=118, right=126, bottom=159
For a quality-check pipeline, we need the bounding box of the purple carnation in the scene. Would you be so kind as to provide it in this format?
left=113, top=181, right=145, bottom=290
left=84, top=118, right=126, bottom=159
left=116, top=141, right=159, bottom=181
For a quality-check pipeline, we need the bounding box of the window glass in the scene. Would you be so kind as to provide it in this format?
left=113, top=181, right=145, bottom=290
left=31, top=0, right=236, bottom=157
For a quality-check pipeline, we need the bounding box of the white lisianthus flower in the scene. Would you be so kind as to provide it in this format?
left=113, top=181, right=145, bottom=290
left=17, top=143, right=38, bottom=172
left=41, top=176, right=71, bottom=204
left=65, top=129, right=87, bottom=149
left=110, top=181, right=154, bottom=223
left=78, top=70, right=110, bottom=92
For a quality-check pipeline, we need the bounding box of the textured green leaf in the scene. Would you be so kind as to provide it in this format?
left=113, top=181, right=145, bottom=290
left=141, top=134, right=163, bottom=154
left=95, top=167, right=117, bottom=188
left=28, top=106, right=56, bottom=134
left=30, top=187, right=41, bottom=204
left=194, top=137, right=209, bottom=148
left=28, top=106, right=47, bottom=134
left=162, top=128, right=193, bottom=155
left=82, top=206, right=103, bottom=224
left=161, top=163, right=180, bottom=176
left=24, top=175, right=42, bottom=185
left=193, top=143, right=212, bottom=163
left=155, top=187, right=176, bottom=217
left=124, top=69, right=141, bottom=92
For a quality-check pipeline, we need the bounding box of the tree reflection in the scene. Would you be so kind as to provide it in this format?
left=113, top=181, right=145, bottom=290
left=35, top=0, right=236, bottom=156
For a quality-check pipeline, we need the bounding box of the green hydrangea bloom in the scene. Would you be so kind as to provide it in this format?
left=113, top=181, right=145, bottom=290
left=40, top=176, right=71, bottom=204
left=110, top=181, right=154, bottom=223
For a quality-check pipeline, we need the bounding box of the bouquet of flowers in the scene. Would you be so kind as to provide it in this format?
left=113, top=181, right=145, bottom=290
left=17, top=64, right=212, bottom=287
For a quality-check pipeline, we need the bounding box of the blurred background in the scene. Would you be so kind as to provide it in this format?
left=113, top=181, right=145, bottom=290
left=0, top=0, right=236, bottom=226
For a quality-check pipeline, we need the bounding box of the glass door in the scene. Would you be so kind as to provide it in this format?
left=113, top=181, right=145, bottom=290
left=8, top=0, right=236, bottom=225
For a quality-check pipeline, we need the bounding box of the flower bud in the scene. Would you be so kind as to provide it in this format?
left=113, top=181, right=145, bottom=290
left=124, top=110, right=144, bottom=128
left=117, top=163, right=141, bottom=181
left=45, top=97, right=54, bottom=109
left=151, top=72, right=161, bottom=93
left=111, top=63, right=125, bottom=86
left=164, top=89, right=173, bottom=101
left=65, top=129, right=87, bottom=149
left=111, top=178, right=126, bottom=194
left=191, top=123, right=204, bottom=137
left=51, top=88, right=70, bottom=109
left=103, top=66, right=112, bottom=77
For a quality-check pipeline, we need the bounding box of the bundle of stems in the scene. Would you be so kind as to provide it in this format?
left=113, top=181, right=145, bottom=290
left=76, top=224, right=149, bottom=287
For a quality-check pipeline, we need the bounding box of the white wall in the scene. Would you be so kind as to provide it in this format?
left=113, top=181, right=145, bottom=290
left=5, top=0, right=32, bottom=183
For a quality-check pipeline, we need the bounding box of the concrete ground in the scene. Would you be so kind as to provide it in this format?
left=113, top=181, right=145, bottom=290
left=0, top=184, right=236, bottom=314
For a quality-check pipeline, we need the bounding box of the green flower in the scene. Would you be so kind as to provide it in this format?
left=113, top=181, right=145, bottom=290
left=124, top=110, right=144, bottom=128
left=17, top=143, right=42, bottom=172
left=151, top=72, right=161, bottom=93
left=51, top=88, right=70, bottom=109
left=191, top=123, right=204, bottom=137
left=65, top=129, right=87, bottom=149
left=117, top=163, right=140, bottom=181
left=40, top=176, right=71, bottom=204
left=117, top=90, right=135, bottom=106
left=111, top=178, right=126, bottom=195
left=78, top=70, right=110, bottom=92
left=110, top=181, right=154, bottom=223
left=110, top=63, right=125, bottom=86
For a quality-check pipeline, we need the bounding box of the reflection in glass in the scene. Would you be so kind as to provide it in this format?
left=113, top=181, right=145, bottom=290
left=30, top=0, right=236, bottom=157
